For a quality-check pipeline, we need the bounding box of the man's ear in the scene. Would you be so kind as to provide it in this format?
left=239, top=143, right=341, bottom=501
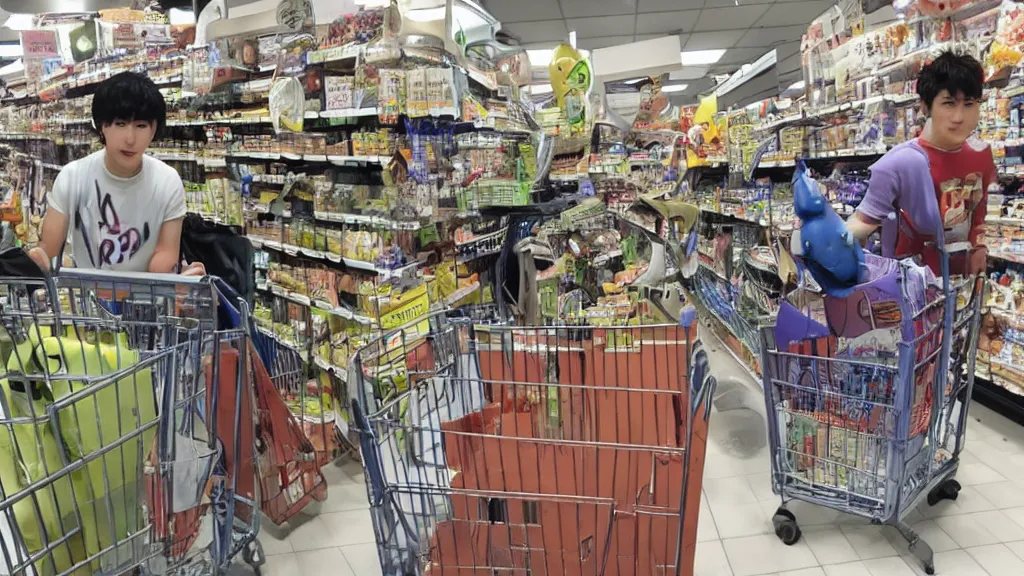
left=919, top=101, right=930, bottom=118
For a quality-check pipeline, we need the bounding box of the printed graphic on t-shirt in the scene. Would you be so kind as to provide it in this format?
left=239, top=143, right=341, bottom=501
left=74, top=180, right=152, bottom=267
left=938, top=172, right=983, bottom=244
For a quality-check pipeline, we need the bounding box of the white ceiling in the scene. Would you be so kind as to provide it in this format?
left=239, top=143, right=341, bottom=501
left=483, top=0, right=832, bottom=101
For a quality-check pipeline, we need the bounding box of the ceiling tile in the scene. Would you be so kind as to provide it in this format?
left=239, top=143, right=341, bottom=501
left=638, top=0, right=704, bottom=11
left=670, top=65, right=711, bottom=80
left=559, top=0, right=637, bottom=17
left=702, top=0, right=774, bottom=6
left=635, top=10, right=701, bottom=34
left=735, top=25, right=806, bottom=48
left=774, top=39, right=802, bottom=61
left=719, top=47, right=769, bottom=64
left=578, top=35, right=636, bottom=49
left=484, top=0, right=563, bottom=23
left=684, top=30, right=745, bottom=50
left=566, top=15, right=636, bottom=38
left=695, top=5, right=771, bottom=30
left=635, top=33, right=686, bottom=43
left=778, top=69, right=802, bottom=82
left=503, top=20, right=570, bottom=44
left=755, top=0, right=834, bottom=27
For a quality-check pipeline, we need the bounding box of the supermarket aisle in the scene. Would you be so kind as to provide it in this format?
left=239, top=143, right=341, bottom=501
left=246, top=336, right=1024, bottom=576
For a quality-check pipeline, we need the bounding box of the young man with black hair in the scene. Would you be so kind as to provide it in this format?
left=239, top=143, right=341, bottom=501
left=29, top=71, right=202, bottom=274
left=847, top=51, right=995, bottom=275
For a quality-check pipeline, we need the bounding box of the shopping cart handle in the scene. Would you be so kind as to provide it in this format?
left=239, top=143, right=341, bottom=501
left=58, top=267, right=209, bottom=284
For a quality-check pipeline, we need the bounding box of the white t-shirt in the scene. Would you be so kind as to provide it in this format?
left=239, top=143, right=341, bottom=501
left=48, top=150, right=186, bottom=272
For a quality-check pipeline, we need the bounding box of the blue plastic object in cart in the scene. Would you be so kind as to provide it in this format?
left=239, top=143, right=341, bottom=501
left=792, top=160, right=865, bottom=297
left=679, top=304, right=697, bottom=328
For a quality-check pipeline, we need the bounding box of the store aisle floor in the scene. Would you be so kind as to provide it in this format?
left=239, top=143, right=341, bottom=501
left=242, top=332, right=1024, bottom=576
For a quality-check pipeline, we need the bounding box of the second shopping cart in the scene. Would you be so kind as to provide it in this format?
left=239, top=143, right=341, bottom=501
left=759, top=250, right=983, bottom=575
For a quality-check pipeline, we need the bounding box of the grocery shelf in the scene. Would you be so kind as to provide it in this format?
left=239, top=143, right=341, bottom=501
left=255, top=281, right=377, bottom=325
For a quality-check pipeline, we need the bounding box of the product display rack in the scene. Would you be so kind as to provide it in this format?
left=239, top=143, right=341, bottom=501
left=702, top=0, right=1024, bottom=424
left=0, top=5, right=707, bottom=453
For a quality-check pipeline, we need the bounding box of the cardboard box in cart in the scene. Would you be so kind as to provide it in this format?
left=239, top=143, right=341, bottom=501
left=426, top=324, right=710, bottom=575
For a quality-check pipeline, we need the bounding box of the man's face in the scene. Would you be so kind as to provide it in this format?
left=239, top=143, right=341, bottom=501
left=925, top=89, right=980, bottom=146
left=101, top=119, right=156, bottom=175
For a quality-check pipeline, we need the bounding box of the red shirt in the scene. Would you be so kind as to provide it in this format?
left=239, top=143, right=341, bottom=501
left=893, top=137, right=995, bottom=275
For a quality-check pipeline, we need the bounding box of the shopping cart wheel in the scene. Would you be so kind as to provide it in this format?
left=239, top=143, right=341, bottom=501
left=772, top=507, right=802, bottom=545
left=243, top=539, right=266, bottom=573
left=926, top=479, right=962, bottom=507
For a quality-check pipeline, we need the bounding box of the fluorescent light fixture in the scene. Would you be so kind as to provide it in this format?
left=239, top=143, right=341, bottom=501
left=169, top=8, right=196, bottom=26
left=355, top=0, right=392, bottom=5
left=405, top=7, right=446, bottom=21
left=4, top=14, right=33, bottom=31
left=527, top=49, right=553, bottom=66
left=680, top=49, right=725, bottom=66
left=529, top=84, right=553, bottom=95
left=527, top=48, right=589, bottom=67
left=0, top=44, right=22, bottom=58
left=715, top=48, right=776, bottom=97
left=787, top=80, right=806, bottom=91
left=661, top=84, right=688, bottom=93
left=0, top=59, right=24, bottom=76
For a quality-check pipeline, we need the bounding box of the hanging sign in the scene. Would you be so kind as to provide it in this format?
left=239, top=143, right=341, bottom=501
left=20, top=30, right=59, bottom=59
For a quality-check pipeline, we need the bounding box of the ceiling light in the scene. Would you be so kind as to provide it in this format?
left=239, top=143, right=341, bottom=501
left=529, top=84, right=553, bottom=95
left=4, top=14, right=34, bottom=31
left=168, top=8, right=196, bottom=26
left=527, top=49, right=553, bottom=66
left=0, top=44, right=22, bottom=58
left=661, top=84, right=688, bottom=93
left=527, top=48, right=590, bottom=67
left=680, top=49, right=725, bottom=66
left=355, top=0, right=392, bottom=5
left=787, top=80, right=806, bottom=91
left=405, top=7, right=446, bottom=21
left=0, top=59, right=24, bottom=76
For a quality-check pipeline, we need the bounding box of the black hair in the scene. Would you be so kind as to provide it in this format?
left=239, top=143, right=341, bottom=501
left=916, top=51, right=984, bottom=109
left=91, top=71, right=166, bottom=142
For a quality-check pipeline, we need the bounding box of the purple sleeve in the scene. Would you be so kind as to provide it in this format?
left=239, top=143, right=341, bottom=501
left=857, top=164, right=899, bottom=224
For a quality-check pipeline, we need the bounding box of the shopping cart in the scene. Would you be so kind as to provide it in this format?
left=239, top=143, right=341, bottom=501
left=349, top=307, right=716, bottom=576
left=0, top=268, right=262, bottom=576
left=248, top=325, right=330, bottom=529
left=758, top=252, right=983, bottom=575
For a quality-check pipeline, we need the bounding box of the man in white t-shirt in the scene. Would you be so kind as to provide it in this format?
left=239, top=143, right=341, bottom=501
left=29, top=72, right=202, bottom=275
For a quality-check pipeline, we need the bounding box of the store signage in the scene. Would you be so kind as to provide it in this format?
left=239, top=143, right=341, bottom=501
left=20, top=30, right=58, bottom=59
left=324, top=76, right=353, bottom=110
left=277, top=0, right=312, bottom=31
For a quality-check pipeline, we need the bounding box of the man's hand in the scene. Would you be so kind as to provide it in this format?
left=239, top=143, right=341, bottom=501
left=27, top=246, right=50, bottom=272
left=180, top=261, right=206, bottom=277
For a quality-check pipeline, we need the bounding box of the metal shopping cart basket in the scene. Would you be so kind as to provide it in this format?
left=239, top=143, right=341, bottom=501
left=758, top=251, right=983, bottom=575
left=0, top=268, right=263, bottom=576
left=348, top=307, right=717, bottom=576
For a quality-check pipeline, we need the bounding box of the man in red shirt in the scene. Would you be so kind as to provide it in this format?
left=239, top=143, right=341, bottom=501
left=847, top=51, right=995, bottom=276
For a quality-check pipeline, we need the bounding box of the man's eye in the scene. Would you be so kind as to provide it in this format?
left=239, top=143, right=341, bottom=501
left=115, top=121, right=127, bottom=127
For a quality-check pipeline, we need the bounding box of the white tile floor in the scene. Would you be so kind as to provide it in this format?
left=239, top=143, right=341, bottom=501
left=245, top=331, right=1024, bottom=575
